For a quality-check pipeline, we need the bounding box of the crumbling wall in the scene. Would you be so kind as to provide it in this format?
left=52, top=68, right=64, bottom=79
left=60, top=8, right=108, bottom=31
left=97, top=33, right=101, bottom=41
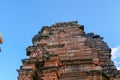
left=17, top=21, right=120, bottom=80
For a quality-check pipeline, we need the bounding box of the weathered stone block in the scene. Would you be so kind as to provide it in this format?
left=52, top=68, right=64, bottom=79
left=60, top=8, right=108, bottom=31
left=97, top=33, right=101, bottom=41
left=17, top=21, right=120, bottom=80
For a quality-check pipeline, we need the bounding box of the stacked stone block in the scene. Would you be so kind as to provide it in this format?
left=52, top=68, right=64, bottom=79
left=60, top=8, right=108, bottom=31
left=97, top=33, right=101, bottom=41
left=17, top=21, right=120, bottom=80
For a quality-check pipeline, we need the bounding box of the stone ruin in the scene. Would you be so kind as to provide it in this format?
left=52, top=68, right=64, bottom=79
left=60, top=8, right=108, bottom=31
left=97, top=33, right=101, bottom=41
left=17, top=21, right=120, bottom=80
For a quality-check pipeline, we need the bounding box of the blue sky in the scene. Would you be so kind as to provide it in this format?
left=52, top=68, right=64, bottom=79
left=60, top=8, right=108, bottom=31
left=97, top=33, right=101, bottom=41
left=0, top=0, right=120, bottom=80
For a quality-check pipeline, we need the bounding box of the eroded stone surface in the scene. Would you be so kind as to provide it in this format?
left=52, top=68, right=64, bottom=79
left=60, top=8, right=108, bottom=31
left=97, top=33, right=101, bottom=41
left=17, top=21, right=120, bottom=80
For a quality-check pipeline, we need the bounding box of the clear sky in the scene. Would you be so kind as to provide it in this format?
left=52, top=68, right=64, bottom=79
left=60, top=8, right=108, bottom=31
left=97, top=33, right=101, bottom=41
left=0, top=0, right=120, bottom=80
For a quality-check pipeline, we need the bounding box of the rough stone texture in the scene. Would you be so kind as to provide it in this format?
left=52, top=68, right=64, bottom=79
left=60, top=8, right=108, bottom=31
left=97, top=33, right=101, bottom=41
left=17, top=21, right=120, bottom=80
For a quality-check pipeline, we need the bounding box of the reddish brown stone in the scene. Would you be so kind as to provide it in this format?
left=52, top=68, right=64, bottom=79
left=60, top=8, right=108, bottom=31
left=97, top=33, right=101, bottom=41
left=17, top=21, right=120, bottom=80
